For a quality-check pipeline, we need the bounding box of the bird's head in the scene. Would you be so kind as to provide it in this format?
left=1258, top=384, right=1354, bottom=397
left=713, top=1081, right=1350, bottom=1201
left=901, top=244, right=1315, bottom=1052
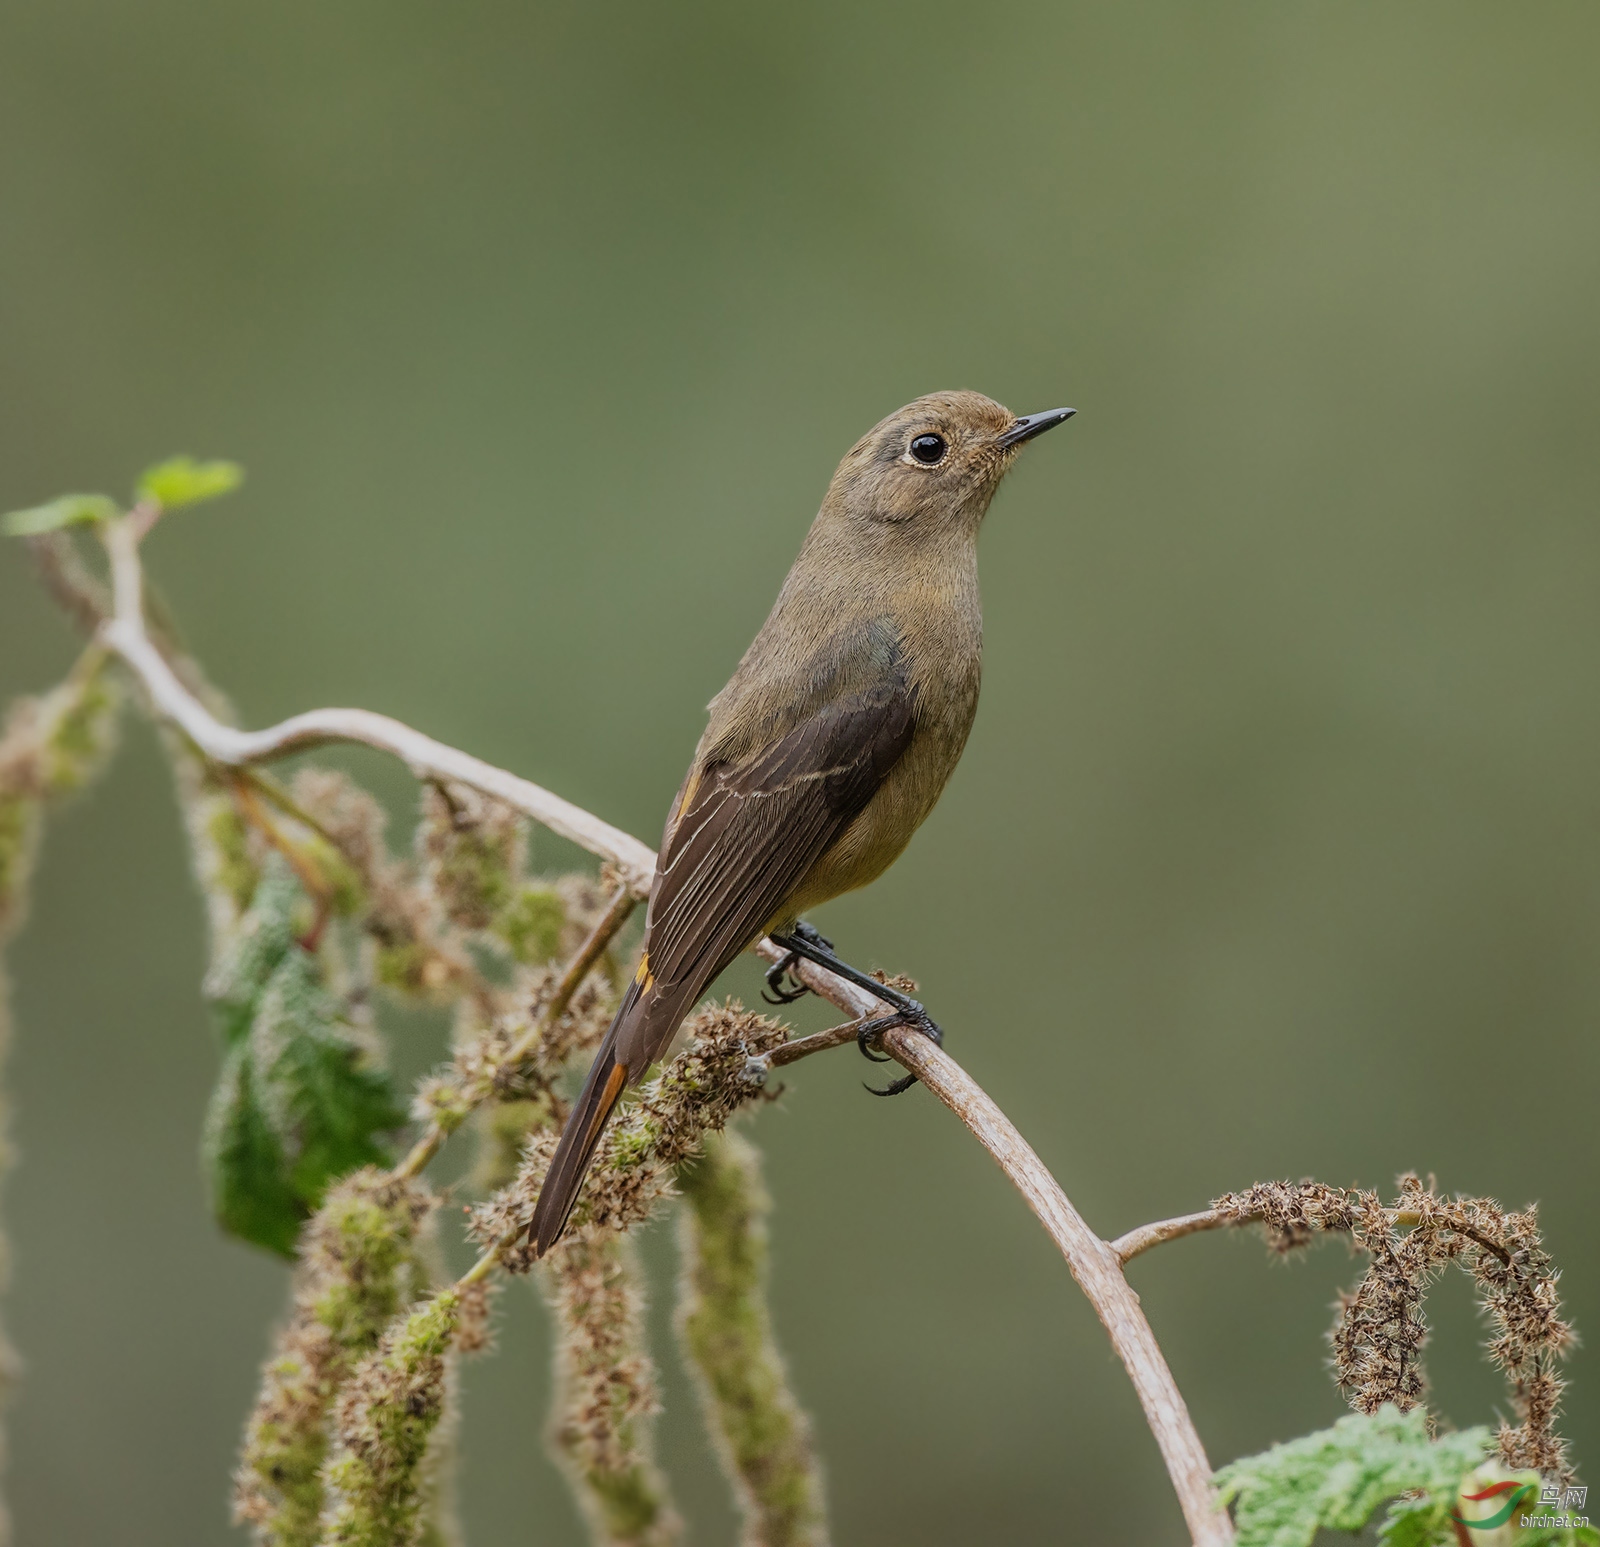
left=826, top=390, right=1074, bottom=531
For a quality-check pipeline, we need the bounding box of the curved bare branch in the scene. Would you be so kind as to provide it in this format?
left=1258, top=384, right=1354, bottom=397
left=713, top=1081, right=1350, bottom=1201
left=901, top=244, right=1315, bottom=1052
left=97, top=519, right=656, bottom=895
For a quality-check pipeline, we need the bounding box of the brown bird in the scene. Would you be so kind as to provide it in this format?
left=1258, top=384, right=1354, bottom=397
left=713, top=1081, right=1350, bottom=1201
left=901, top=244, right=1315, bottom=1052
left=528, top=390, right=1074, bottom=1256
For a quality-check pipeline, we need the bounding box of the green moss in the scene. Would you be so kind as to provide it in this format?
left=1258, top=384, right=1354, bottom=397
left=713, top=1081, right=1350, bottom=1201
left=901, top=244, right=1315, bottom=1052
left=609, top=1127, right=651, bottom=1170
left=422, top=1083, right=473, bottom=1138
left=588, top=1463, right=673, bottom=1541
left=421, top=785, right=524, bottom=932
left=240, top=1347, right=328, bottom=1547
left=311, top=1188, right=418, bottom=1350
left=493, top=884, right=566, bottom=965
left=395, top=1289, right=459, bottom=1359
left=323, top=1293, right=461, bottom=1547
left=437, top=838, right=512, bottom=919
left=545, top=1235, right=681, bottom=1546
left=677, top=1130, right=828, bottom=1547
left=236, top=1173, right=426, bottom=1544
left=1, top=658, right=122, bottom=935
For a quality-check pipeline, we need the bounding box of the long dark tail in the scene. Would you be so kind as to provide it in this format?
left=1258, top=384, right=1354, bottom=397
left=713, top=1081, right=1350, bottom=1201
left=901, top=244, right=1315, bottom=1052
left=527, top=985, right=639, bottom=1257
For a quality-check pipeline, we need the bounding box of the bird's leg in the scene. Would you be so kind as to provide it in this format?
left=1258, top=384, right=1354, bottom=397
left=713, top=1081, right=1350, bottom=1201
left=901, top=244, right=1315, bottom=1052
left=760, top=920, right=834, bottom=1005
left=765, top=927, right=940, bottom=1097
left=761, top=950, right=805, bottom=1005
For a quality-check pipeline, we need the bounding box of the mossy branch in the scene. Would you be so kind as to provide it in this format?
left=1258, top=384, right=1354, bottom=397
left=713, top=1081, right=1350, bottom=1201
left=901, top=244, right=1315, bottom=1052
left=0, top=646, right=122, bottom=940
left=235, top=1171, right=433, bottom=1545
left=321, top=1289, right=466, bottom=1546
left=676, top=1129, right=828, bottom=1547
left=542, top=1234, right=682, bottom=1546
left=331, top=1001, right=791, bottom=1547
left=397, top=880, right=636, bottom=1184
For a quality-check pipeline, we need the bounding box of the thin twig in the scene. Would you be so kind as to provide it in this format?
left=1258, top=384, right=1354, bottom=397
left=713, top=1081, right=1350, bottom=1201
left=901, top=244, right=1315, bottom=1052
left=1109, top=1204, right=1501, bottom=1268
left=768, top=1018, right=869, bottom=1067
left=238, top=765, right=351, bottom=852
left=460, top=1230, right=518, bottom=1288
left=228, top=774, right=331, bottom=914
left=125, top=495, right=162, bottom=546
left=525, top=884, right=637, bottom=1056
left=1113, top=1211, right=1231, bottom=1265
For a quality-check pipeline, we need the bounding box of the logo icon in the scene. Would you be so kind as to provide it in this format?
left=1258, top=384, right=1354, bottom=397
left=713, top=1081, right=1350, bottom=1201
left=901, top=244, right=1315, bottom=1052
left=1451, top=1479, right=1537, bottom=1532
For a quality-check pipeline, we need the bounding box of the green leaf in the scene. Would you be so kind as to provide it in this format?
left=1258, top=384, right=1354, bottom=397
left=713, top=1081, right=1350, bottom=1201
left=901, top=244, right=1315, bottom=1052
left=1214, top=1406, right=1492, bottom=1547
left=137, top=455, right=243, bottom=509
left=202, top=1041, right=302, bottom=1256
left=1, top=493, right=118, bottom=536
left=251, top=943, right=404, bottom=1194
left=204, top=858, right=300, bottom=1045
left=202, top=858, right=405, bottom=1257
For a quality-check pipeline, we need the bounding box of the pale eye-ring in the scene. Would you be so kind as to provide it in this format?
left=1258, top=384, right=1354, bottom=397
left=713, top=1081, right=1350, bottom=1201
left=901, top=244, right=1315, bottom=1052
left=909, top=432, right=947, bottom=465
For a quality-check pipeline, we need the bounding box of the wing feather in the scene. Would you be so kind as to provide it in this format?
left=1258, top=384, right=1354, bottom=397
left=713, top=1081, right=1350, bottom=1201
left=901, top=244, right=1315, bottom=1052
left=614, top=664, right=915, bottom=1070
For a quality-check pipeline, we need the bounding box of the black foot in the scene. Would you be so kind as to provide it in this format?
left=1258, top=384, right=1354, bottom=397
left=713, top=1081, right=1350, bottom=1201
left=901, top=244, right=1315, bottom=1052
left=854, top=1005, right=943, bottom=1097
left=761, top=950, right=806, bottom=1005
left=761, top=922, right=836, bottom=1005
left=766, top=926, right=940, bottom=1098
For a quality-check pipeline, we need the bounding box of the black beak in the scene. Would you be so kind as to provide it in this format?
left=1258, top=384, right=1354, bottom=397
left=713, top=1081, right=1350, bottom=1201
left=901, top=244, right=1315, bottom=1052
left=998, top=406, right=1076, bottom=449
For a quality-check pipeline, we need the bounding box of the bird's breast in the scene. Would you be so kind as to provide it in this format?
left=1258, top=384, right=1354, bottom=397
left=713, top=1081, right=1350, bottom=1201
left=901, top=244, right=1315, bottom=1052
left=779, top=613, right=981, bottom=923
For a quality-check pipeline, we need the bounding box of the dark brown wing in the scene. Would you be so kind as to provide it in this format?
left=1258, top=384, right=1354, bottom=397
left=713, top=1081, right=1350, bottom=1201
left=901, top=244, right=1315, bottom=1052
left=615, top=665, right=916, bottom=1070
left=530, top=645, right=916, bottom=1256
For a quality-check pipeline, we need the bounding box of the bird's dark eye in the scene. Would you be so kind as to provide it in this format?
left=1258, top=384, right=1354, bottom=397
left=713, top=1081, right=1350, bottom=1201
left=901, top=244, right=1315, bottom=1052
left=909, top=433, right=946, bottom=465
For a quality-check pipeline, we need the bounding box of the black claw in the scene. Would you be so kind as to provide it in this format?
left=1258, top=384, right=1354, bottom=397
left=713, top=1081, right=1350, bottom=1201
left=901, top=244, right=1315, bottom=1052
left=866, top=1071, right=920, bottom=1098
left=764, top=927, right=943, bottom=1098
left=854, top=1006, right=944, bottom=1096
left=762, top=950, right=809, bottom=1006
left=855, top=1013, right=897, bottom=1063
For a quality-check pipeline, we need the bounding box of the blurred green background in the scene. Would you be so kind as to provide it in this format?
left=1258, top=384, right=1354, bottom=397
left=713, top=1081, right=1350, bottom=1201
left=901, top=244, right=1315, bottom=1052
left=2, top=2, right=1597, bottom=1542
